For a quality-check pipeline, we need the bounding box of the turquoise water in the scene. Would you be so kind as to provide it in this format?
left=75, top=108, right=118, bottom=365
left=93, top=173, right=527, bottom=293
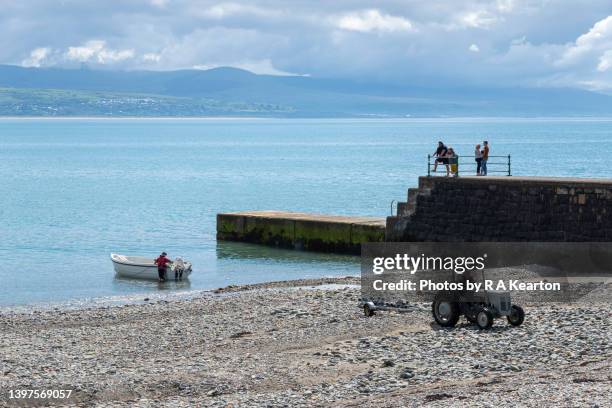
left=1, top=118, right=611, bottom=306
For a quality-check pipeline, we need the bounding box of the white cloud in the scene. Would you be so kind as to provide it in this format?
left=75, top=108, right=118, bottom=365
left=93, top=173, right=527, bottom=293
left=65, top=40, right=134, bottom=64
left=557, top=15, right=612, bottom=67
left=4, top=0, right=612, bottom=91
left=152, top=26, right=291, bottom=73
left=597, top=50, right=612, bottom=72
left=460, top=10, right=499, bottom=29
left=577, top=15, right=612, bottom=46
left=496, top=0, right=516, bottom=13
left=150, top=0, right=169, bottom=8
left=336, top=9, right=413, bottom=33
left=193, top=59, right=303, bottom=76
left=142, top=53, right=161, bottom=62
left=66, top=40, right=104, bottom=62
left=97, top=48, right=134, bottom=63
left=574, top=79, right=612, bottom=91
left=200, top=3, right=280, bottom=19
left=22, top=47, right=50, bottom=67
left=486, top=15, right=612, bottom=90
left=541, top=15, right=612, bottom=88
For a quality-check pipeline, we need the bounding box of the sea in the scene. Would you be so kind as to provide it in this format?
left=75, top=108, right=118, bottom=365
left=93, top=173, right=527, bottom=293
left=1, top=117, right=611, bottom=307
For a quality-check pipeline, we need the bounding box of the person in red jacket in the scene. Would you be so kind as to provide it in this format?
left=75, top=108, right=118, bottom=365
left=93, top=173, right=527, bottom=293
left=154, top=252, right=172, bottom=282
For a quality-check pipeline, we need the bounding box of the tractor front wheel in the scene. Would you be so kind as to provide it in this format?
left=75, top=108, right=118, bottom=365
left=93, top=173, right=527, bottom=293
left=476, top=308, right=494, bottom=330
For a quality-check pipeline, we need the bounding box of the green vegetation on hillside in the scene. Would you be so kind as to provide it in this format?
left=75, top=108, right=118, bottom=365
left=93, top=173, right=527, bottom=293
left=0, top=87, right=294, bottom=116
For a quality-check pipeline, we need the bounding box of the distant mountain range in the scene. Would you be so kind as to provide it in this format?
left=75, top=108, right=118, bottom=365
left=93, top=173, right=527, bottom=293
left=1, top=64, right=611, bottom=117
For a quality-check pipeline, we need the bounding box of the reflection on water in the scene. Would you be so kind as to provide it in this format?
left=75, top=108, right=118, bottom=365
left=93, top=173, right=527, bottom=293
left=216, top=240, right=359, bottom=265
left=112, top=276, right=192, bottom=291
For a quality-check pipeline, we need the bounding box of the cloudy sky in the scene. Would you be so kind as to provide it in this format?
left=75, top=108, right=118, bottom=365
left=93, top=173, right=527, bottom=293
left=2, top=0, right=612, bottom=90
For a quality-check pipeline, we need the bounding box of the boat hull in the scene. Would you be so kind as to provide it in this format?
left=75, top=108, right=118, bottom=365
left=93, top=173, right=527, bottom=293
left=111, top=254, right=192, bottom=281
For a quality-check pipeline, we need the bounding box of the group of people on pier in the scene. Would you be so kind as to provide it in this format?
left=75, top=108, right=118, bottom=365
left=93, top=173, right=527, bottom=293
left=432, top=141, right=489, bottom=177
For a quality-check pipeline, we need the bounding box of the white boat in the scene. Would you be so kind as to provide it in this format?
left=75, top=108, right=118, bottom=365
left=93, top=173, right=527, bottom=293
left=111, top=253, right=192, bottom=280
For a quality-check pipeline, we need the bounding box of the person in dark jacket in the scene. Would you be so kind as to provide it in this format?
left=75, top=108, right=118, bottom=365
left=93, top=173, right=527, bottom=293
left=481, top=141, right=490, bottom=176
left=154, top=252, right=172, bottom=282
left=432, top=141, right=449, bottom=174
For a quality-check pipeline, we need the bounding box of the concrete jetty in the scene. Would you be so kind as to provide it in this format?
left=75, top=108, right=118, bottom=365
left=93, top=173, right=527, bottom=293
left=217, top=211, right=385, bottom=254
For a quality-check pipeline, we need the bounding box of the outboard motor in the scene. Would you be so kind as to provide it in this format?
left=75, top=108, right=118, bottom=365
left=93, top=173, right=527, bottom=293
left=172, top=256, right=186, bottom=281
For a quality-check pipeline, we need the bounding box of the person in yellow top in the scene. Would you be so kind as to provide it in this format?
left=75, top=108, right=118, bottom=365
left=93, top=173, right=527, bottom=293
left=447, top=147, right=458, bottom=177
left=481, top=141, right=490, bottom=176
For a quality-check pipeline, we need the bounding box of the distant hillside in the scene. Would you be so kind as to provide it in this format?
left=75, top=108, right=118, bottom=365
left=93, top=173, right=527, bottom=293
left=0, top=87, right=292, bottom=117
left=0, top=65, right=611, bottom=117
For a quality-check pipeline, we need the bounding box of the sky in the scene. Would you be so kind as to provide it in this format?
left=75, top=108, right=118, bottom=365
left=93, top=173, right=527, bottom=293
left=2, top=0, right=612, bottom=90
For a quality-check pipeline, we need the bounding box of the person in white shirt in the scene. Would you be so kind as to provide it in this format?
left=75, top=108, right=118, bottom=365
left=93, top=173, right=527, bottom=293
left=475, top=144, right=483, bottom=175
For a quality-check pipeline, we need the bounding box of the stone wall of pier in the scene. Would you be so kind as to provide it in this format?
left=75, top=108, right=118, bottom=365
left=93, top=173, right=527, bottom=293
left=386, top=176, right=612, bottom=242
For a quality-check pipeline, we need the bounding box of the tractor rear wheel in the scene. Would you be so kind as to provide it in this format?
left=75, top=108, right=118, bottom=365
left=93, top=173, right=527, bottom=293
left=432, top=299, right=460, bottom=327
left=507, top=305, right=525, bottom=326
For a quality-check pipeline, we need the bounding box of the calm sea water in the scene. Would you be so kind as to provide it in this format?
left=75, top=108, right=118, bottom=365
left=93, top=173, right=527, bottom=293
left=1, top=118, right=611, bottom=306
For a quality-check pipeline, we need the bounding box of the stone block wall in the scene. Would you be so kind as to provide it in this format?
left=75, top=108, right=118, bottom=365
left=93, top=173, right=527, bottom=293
left=387, top=176, right=612, bottom=242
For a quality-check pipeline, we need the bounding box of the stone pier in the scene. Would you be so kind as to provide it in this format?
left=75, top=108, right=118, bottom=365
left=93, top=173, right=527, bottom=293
left=217, top=176, right=612, bottom=255
left=217, top=211, right=385, bottom=254
left=387, top=176, right=612, bottom=242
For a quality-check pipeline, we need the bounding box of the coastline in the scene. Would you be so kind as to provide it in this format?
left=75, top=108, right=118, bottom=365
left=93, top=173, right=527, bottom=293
left=3, top=116, right=612, bottom=122
left=0, top=276, right=360, bottom=314
left=1, top=277, right=609, bottom=407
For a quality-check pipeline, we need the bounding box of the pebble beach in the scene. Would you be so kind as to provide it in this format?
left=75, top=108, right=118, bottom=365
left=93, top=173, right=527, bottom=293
left=1, top=277, right=610, bottom=407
